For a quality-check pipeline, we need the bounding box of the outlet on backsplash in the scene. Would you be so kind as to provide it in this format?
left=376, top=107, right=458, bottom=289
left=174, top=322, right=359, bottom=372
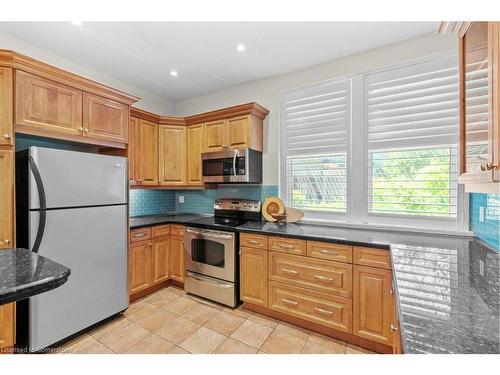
left=178, top=195, right=184, bottom=204
left=479, top=206, right=485, bottom=223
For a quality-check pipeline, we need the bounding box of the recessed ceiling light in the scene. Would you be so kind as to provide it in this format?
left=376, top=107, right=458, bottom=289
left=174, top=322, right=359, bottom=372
left=70, top=21, right=83, bottom=26
left=236, top=44, right=246, bottom=52
left=170, top=70, right=178, bottom=77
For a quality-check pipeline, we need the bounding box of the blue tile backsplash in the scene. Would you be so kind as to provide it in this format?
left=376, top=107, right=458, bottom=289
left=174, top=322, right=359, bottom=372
left=129, top=189, right=175, bottom=217
left=175, top=185, right=279, bottom=214
left=470, top=193, right=500, bottom=251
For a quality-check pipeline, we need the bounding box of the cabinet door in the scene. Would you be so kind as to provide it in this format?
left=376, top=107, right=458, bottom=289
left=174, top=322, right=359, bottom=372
left=488, top=22, right=500, bottom=182
left=186, top=123, right=204, bottom=185
left=0, top=67, right=13, bottom=146
left=159, top=125, right=186, bottom=185
left=83, top=93, right=128, bottom=144
left=152, top=236, right=170, bottom=284
left=15, top=70, right=83, bottom=137
left=129, top=240, right=153, bottom=295
left=353, top=265, right=394, bottom=346
left=0, top=303, right=15, bottom=349
left=169, top=236, right=185, bottom=282
left=128, top=117, right=140, bottom=185
left=204, top=120, right=226, bottom=152
left=227, top=115, right=250, bottom=149
left=240, top=247, right=268, bottom=307
left=138, top=119, right=159, bottom=185
left=460, top=22, right=495, bottom=183
left=0, top=150, right=13, bottom=249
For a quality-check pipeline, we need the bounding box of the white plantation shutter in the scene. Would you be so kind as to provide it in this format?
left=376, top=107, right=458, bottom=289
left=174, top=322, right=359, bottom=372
left=365, top=55, right=460, bottom=218
left=282, top=78, right=350, bottom=213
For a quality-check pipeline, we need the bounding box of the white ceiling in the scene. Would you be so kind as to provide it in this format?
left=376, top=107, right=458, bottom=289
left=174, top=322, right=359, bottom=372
left=0, top=22, right=438, bottom=101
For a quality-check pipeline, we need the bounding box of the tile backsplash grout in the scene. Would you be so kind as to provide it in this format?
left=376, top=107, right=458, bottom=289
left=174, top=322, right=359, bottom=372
left=470, top=193, right=500, bottom=251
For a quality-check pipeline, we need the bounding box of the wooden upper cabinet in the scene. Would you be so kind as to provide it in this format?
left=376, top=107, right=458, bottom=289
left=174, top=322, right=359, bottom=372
left=15, top=70, right=83, bottom=137
left=0, top=67, right=13, bottom=146
left=159, top=125, right=187, bottom=185
left=83, top=93, right=128, bottom=144
left=186, top=123, right=204, bottom=185
left=204, top=119, right=226, bottom=152
left=457, top=22, right=500, bottom=189
left=0, top=150, right=14, bottom=249
left=138, top=119, right=159, bottom=185
left=227, top=115, right=251, bottom=149
left=128, top=117, right=139, bottom=185
left=353, top=265, right=394, bottom=346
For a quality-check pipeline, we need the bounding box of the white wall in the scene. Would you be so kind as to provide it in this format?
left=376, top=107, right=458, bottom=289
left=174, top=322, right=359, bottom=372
left=174, top=32, right=457, bottom=185
left=0, top=32, right=174, bottom=114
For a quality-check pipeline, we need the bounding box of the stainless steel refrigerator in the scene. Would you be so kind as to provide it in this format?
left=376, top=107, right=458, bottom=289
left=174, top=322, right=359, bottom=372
left=16, top=146, right=128, bottom=351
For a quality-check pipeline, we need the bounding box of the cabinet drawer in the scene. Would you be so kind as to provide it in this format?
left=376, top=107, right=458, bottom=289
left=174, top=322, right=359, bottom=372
left=307, top=241, right=352, bottom=263
left=240, top=233, right=268, bottom=250
left=269, top=281, right=352, bottom=333
left=269, top=236, right=306, bottom=256
left=130, top=227, right=151, bottom=243
left=170, top=224, right=185, bottom=237
left=152, top=224, right=170, bottom=238
left=354, top=247, right=391, bottom=269
left=269, top=252, right=352, bottom=298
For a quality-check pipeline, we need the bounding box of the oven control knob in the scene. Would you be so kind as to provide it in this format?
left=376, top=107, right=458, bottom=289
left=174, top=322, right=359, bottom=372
left=254, top=204, right=259, bottom=208
left=243, top=202, right=247, bottom=207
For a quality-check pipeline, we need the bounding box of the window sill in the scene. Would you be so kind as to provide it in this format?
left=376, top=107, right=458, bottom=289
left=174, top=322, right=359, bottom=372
left=299, top=217, right=474, bottom=237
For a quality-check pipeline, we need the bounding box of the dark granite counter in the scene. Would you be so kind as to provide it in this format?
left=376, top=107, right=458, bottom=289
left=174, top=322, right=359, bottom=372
left=130, top=213, right=499, bottom=353
left=0, top=248, right=70, bottom=305
left=130, top=213, right=208, bottom=229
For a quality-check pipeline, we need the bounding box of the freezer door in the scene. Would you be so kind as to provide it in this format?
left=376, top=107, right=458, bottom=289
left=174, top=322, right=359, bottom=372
left=28, top=205, right=128, bottom=350
left=29, top=147, right=127, bottom=209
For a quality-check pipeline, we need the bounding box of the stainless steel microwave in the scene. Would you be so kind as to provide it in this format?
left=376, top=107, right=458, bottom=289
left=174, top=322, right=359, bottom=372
left=202, top=148, right=262, bottom=184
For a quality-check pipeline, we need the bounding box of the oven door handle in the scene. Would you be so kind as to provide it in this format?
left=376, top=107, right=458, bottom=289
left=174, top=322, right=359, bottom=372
left=185, top=228, right=233, bottom=240
left=186, top=271, right=233, bottom=288
left=233, top=149, right=237, bottom=176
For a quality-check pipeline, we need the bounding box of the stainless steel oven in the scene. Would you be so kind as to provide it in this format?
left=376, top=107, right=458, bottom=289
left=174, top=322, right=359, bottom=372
left=184, top=227, right=237, bottom=306
left=202, top=148, right=262, bottom=184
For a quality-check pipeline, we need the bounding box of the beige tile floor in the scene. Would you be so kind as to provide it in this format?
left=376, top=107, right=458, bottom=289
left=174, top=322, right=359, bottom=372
left=54, top=286, right=376, bottom=354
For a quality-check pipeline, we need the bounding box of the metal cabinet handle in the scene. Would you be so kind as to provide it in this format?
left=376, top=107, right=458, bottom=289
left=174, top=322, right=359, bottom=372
left=247, top=239, right=261, bottom=244
left=314, top=307, right=333, bottom=315
left=281, top=298, right=298, bottom=306
left=148, top=242, right=153, bottom=247
left=390, top=324, right=399, bottom=332
left=78, top=127, right=84, bottom=135
left=314, top=275, right=333, bottom=282
left=390, top=289, right=395, bottom=295
left=281, top=268, right=298, bottom=275
left=134, top=232, right=148, bottom=238
left=1, top=239, right=11, bottom=245
left=84, top=128, right=89, bottom=134
left=319, top=249, right=338, bottom=255
left=278, top=244, right=295, bottom=249
left=486, top=162, right=498, bottom=170
left=3, top=133, right=10, bottom=139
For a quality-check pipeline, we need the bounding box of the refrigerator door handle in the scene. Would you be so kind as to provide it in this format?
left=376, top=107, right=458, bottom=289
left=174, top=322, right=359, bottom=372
left=29, top=156, right=47, bottom=254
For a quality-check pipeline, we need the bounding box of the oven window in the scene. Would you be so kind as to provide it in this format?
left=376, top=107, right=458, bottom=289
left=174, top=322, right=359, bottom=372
left=191, top=239, right=225, bottom=268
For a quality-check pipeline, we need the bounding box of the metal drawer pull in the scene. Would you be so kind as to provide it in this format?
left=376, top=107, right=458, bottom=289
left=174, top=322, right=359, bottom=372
left=314, top=275, right=333, bottom=282
left=390, top=289, right=395, bottom=295
left=314, top=307, right=333, bottom=315
left=281, top=268, right=298, bottom=275
left=134, top=232, right=148, bottom=237
left=281, top=298, right=299, bottom=306
left=3, top=133, right=11, bottom=139
left=278, top=244, right=295, bottom=249
left=247, top=239, right=261, bottom=244
left=319, top=249, right=338, bottom=255
left=1, top=239, right=11, bottom=244
left=390, top=324, right=399, bottom=332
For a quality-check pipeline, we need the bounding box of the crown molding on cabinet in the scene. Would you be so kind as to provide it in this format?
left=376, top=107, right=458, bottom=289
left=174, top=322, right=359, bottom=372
left=437, top=22, right=472, bottom=37
left=131, top=102, right=269, bottom=126
left=0, top=49, right=140, bottom=105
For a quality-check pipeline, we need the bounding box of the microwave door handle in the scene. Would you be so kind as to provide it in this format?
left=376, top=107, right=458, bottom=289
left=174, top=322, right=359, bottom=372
left=233, top=150, right=237, bottom=176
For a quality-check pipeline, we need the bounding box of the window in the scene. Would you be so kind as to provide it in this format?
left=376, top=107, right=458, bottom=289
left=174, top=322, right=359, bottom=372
left=282, top=78, right=350, bottom=215
left=366, top=56, right=459, bottom=218
left=281, top=53, right=466, bottom=232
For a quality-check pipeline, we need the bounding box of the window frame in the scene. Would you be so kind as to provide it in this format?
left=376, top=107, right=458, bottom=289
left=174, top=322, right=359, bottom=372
left=279, top=52, right=469, bottom=234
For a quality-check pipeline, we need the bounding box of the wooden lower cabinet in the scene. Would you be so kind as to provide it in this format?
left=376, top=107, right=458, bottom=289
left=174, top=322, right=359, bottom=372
left=129, top=240, right=153, bottom=295
left=0, top=150, right=14, bottom=249
left=0, top=303, right=15, bottom=351
left=152, top=236, right=170, bottom=284
left=169, top=236, right=185, bottom=282
left=240, top=247, right=268, bottom=307
left=353, top=265, right=395, bottom=346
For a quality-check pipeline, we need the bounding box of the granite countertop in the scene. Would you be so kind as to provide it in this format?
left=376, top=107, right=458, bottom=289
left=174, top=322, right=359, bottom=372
left=0, top=248, right=71, bottom=305
left=130, top=213, right=500, bottom=354
left=130, top=213, right=209, bottom=229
